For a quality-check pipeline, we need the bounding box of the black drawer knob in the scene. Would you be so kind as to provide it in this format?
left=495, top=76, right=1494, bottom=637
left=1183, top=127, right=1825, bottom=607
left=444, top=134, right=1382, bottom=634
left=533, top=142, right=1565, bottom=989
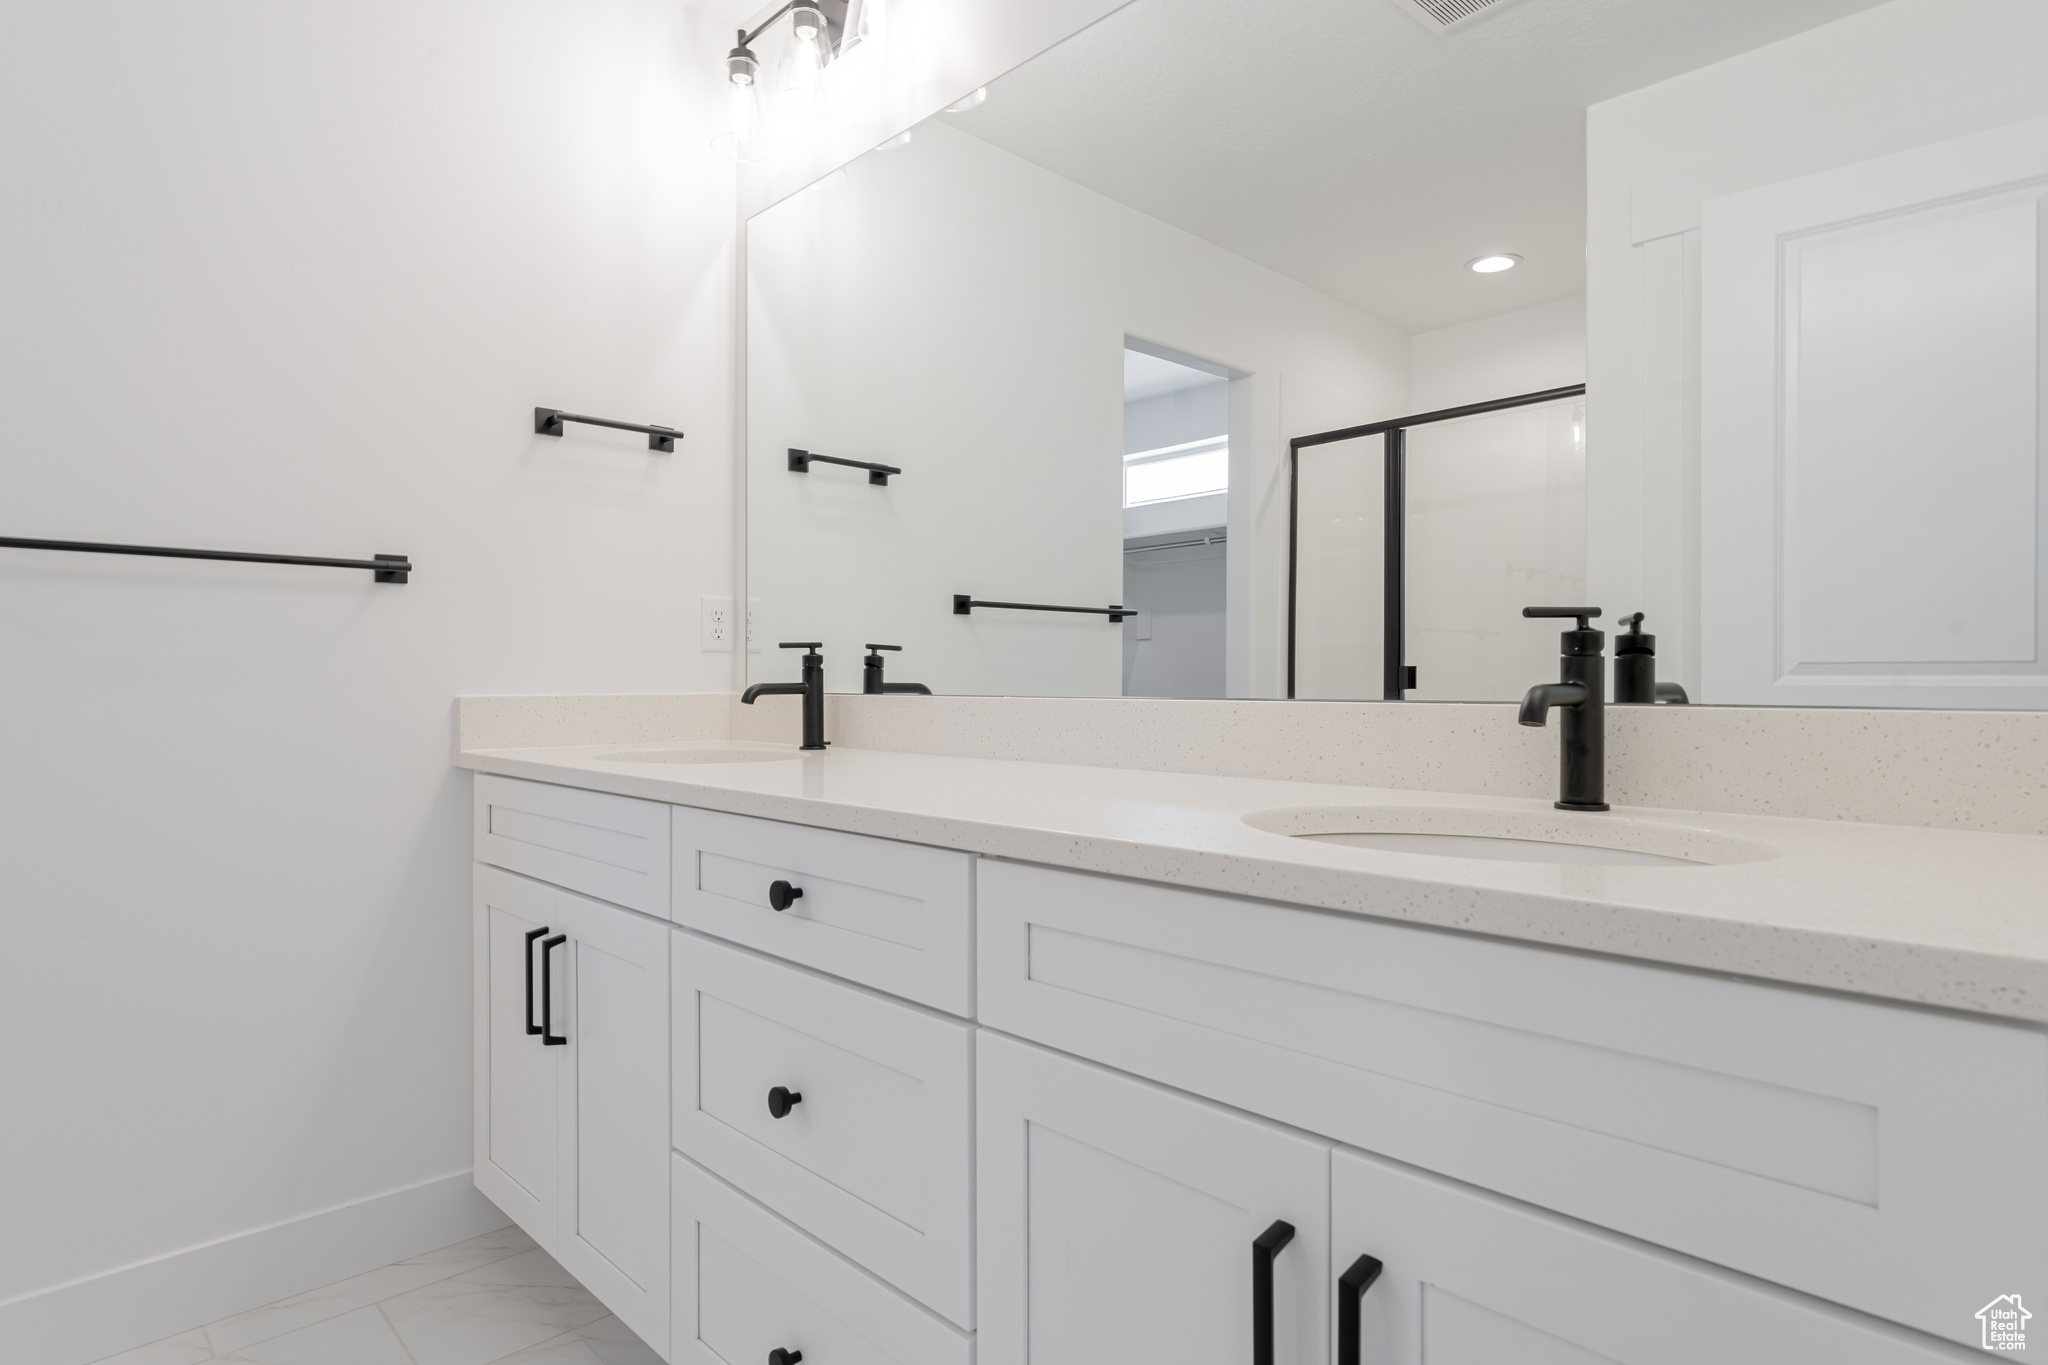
left=768, top=1085, right=803, bottom=1119
left=768, top=879, right=803, bottom=911
left=769, top=1351, right=803, bottom=1365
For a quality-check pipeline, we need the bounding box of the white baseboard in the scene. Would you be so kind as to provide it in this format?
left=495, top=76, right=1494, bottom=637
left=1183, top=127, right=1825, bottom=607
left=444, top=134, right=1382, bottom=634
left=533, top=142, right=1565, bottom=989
left=0, top=1170, right=510, bottom=1365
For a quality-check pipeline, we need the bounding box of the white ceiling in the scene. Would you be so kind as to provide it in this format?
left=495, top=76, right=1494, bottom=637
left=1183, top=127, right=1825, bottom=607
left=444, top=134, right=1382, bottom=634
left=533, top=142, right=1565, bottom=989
left=944, top=0, right=1888, bottom=334
left=1124, top=348, right=1227, bottom=403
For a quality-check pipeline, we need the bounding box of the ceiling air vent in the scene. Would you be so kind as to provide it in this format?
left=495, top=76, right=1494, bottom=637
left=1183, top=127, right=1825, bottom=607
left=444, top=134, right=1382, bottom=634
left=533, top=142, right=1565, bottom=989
left=1386, top=0, right=1522, bottom=33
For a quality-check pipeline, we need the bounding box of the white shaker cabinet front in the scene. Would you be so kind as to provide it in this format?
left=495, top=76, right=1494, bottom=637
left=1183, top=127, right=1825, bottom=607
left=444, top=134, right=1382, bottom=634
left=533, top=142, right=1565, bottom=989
left=977, top=1031, right=1330, bottom=1365
left=1329, top=1147, right=1977, bottom=1365
left=473, top=862, right=670, bottom=1353
left=474, top=863, right=562, bottom=1247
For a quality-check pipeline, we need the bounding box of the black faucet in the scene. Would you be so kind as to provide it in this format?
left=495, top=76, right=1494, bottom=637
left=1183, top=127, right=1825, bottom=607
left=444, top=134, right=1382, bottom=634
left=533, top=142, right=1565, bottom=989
left=740, top=643, right=828, bottom=750
left=862, top=644, right=933, bottom=696
left=1518, top=607, right=1609, bottom=812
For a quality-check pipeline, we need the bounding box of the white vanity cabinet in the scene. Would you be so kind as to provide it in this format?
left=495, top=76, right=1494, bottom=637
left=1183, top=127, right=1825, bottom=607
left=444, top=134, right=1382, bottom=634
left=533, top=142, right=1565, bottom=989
left=472, top=793, right=673, bottom=1353
left=977, top=1031, right=1331, bottom=1365
left=672, top=1154, right=973, bottom=1365
left=671, top=806, right=976, bottom=1015
left=474, top=863, right=562, bottom=1245
left=1330, top=1148, right=1974, bottom=1364
left=471, top=772, right=2040, bottom=1363
left=977, top=858, right=2048, bottom=1352
left=671, top=931, right=976, bottom=1326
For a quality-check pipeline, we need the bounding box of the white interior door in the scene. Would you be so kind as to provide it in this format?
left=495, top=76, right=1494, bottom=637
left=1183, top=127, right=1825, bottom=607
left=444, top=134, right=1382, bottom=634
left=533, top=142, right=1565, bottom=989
left=552, top=888, right=671, bottom=1353
left=473, top=865, right=560, bottom=1247
left=977, top=1031, right=1330, bottom=1365
left=1700, top=112, right=2048, bottom=708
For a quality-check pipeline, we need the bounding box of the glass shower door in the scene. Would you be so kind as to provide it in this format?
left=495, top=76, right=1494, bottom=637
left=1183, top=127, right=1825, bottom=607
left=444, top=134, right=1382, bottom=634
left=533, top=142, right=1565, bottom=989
left=1403, top=397, right=1586, bottom=701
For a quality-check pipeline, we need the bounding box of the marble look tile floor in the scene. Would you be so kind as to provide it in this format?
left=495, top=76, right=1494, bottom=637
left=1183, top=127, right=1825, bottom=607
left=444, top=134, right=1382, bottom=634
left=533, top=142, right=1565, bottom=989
left=90, top=1227, right=662, bottom=1365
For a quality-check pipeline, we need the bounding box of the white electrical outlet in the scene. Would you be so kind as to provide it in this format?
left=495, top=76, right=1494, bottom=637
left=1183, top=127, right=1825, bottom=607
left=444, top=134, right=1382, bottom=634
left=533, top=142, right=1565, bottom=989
left=746, top=597, right=762, bottom=653
left=701, top=595, right=734, bottom=652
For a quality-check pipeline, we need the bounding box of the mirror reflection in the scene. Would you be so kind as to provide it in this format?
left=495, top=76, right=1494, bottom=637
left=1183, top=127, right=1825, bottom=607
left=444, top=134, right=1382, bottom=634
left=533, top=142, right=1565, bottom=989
left=748, top=0, right=2048, bottom=709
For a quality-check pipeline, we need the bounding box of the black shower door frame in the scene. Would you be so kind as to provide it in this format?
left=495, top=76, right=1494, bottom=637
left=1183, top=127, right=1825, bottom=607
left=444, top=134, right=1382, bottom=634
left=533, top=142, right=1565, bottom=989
left=1285, top=383, right=1586, bottom=701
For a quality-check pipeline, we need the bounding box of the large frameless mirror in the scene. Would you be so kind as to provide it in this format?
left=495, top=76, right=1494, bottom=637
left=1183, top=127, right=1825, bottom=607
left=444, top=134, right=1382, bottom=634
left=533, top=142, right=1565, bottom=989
left=746, top=0, right=2048, bottom=709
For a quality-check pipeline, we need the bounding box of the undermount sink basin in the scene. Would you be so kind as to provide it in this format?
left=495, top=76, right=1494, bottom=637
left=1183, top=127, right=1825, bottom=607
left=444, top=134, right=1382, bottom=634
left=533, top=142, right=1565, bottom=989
left=1243, top=806, right=1779, bottom=869
left=593, top=746, right=802, bottom=765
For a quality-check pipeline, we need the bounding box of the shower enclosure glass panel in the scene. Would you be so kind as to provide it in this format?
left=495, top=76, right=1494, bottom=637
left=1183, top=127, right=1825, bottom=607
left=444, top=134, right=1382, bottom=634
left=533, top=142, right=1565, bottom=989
left=1405, top=398, right=1586, bottom=702
left=1292, top=433, right=1384, bottom=701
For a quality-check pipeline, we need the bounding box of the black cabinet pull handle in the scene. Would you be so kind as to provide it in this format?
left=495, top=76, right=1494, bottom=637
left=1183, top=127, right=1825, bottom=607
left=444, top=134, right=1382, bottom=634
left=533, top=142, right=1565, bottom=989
left=768, top=1351, right=802, bottom=1365
left=768, top=880, right=803, bottom=911
left=1252, top=1219, right=1295, bottom=1365
left=540, top=934, right=568, bottom=1046
left=1336, top=1254, right=1385, bottom=1365
left=767, top=1085, right=803, bottom=1119
left=523, top=927, right=549, bottom=1037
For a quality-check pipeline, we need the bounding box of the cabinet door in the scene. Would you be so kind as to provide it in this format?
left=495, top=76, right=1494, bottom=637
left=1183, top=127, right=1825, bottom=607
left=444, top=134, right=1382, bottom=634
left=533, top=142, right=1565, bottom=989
left=1330, top=1147, right=1975, bottom=1365
left=550, top=888, right=671, bottom=1353
left=473, top=864, right=560, bottom=1247
left=978, top=1032, right=1330, bottom=1365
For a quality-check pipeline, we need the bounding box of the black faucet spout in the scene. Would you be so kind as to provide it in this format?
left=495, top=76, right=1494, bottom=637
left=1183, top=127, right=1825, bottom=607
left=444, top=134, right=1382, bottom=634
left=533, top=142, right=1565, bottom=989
left=1520, top=606, right=1609, bottom=811
left=862, top=644, right=933, bottom=697
left=744, top=643, right=829, bottom=750
left=1518, top=681, right=1587, bottom=727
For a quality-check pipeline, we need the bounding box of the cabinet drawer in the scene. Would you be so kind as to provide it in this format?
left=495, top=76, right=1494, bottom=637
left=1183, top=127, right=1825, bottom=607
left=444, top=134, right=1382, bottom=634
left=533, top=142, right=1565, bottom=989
left=1332, top=1146, right=1972, bottom=1364
left=672, top=1154, right=973, bottom=1365
left=474, top=774, right=671, bottom=916
left=672, top=806, right=974, bottom=1015
left=672, top=930, right=975, bottom=1327
left=979, top=860, right=2048, bottom=1350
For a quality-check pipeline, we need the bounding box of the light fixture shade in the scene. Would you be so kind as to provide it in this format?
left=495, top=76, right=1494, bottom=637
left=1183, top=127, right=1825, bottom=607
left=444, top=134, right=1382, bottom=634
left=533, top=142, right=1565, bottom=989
left=779, top=4, right=831, bottom=94
left=714, top=68, right=774, bottom=162
left=846, top=0, right=902, bottom=74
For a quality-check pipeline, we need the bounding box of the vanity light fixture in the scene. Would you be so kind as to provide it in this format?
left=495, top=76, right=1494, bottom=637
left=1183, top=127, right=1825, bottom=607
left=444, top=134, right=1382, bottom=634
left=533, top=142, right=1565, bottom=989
left=1467, top=253, right=1522, bottom=274
left=716, top=0, right=902, bottom=164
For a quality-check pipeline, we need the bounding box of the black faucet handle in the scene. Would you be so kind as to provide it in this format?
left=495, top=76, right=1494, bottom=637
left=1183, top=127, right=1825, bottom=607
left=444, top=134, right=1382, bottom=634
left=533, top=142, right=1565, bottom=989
left=1619, top=612, right=1645, bottom=633
left=1523, top=606, right=1602, bottom=629
left=779, top=641, right=823, bottom=654
left=863, top=643, right=902, bottom=652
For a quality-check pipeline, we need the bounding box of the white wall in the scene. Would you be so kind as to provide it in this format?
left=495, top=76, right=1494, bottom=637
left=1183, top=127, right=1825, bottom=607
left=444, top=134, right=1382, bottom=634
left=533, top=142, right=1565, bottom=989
left=1586, top=0, right=2048, bottom=699
left=746, top=118, right=1408, bottom=698
left=0, top=3, right=740, bottom=1359
left=1410, top=295, right=1585, bottom=413
left=1124, top=381, right=1229, bottom=455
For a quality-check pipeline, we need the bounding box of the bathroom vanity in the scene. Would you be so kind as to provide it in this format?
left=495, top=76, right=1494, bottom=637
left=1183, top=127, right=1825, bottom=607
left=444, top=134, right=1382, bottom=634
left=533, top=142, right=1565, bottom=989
left=460, top=737, right=2047, bottom=1364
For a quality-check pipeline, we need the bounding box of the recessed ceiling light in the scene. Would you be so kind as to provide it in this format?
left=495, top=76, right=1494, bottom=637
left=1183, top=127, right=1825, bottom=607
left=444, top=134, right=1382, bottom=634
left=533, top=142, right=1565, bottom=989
left=1468, top=254, right=1522, bottom=274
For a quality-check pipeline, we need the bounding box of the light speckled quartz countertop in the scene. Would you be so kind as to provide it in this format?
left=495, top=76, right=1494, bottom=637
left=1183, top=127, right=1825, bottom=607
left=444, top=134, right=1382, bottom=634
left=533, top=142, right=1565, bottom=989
left=457, top=740, right=2048, bottom=1025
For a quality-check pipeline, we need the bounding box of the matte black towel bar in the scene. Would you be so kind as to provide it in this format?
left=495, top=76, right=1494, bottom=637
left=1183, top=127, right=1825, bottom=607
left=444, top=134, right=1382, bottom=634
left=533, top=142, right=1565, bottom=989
left=788, top=448, right=901, bottom=485
left=0, top=537, right=411, bottom=582
left=534, top=407, right=680, bottom=452
left=954, top=594, right=1133, bottom=622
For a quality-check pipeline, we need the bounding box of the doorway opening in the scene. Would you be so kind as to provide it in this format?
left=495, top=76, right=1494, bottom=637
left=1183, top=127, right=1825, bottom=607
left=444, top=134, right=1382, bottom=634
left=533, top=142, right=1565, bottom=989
left=1122, top=346, right=1229, bottom=697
